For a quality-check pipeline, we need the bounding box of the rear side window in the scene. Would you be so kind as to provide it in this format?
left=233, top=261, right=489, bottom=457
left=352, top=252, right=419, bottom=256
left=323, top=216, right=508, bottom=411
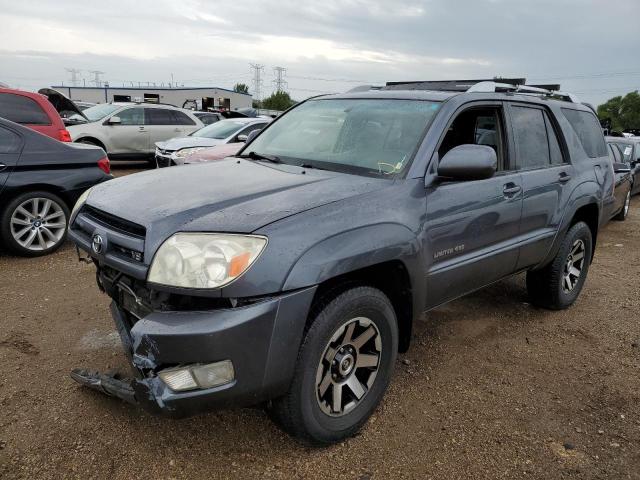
left=0, top=93, right=51, bottom=125
left=510, top=106, right=549, bottom=169
left=145, top=108, right=174, bottom=125
left=0, top=126, right=22, bottom=153
left=171, top=111, right=196, bottom=126
left=544, top=114, right=565, bottom=165
left=561, top=108, right=607, bottom=158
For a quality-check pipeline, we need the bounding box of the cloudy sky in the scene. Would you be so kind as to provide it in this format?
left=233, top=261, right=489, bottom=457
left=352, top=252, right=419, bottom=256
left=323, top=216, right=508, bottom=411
left=1, top=0, right=639, bottom=106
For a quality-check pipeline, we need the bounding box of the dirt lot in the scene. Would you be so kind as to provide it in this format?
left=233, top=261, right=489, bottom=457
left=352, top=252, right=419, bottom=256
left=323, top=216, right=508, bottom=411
left=1, top=164, right=639, bottom=479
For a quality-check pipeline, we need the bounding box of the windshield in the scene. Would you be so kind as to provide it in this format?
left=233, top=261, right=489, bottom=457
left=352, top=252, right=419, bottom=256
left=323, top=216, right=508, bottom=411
left=192, top=120, right=247, bottom=139
left=244, top=98, right=441, bottom=176
left=81, top=104, right=122, bottom=122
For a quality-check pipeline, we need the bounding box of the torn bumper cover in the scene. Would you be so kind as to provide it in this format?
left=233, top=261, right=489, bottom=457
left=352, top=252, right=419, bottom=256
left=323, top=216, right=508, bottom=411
left=72, top=286, right=316, bottom=417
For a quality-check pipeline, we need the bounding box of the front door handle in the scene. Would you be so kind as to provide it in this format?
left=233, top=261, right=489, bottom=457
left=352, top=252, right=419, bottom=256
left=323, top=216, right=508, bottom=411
left=0, top=163, right=6, bottom=172
left=503, top=183, right=522, bottom=196
left=559, top=172, right=571, bottom=183
left=138, top=126, right=145, bottom=131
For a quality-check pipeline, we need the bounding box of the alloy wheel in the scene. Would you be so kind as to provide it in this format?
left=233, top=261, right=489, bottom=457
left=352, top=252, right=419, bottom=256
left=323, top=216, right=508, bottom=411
left=562, top=239, right=585, bottom=293
left=10, top=197, right=67, bottom=251
left=316, top=317, right=381, bottom=417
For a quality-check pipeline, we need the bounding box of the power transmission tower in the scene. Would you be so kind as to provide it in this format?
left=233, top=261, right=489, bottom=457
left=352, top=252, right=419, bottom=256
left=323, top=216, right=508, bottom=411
left=250, top=63, right=265, bottom=103
left=273, top=66, right=288, bottom=93
left=65, top=68, right=82, bottom=87
left=89, top=70, right=105, bottom=87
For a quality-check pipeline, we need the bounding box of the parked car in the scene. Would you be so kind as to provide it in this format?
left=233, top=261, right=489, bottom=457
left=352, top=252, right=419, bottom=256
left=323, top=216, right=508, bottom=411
left=37, top=88, right=88, bottom=127
left=0, top=118, right=111, bottom=256
left=183, top=142, right=245, bottom=164
left=155, top=118, right=269, bottom=167
left=605, top=139, right=633, bottom=221
left=193, top=112, right=222, bottom=126
left=66, top=103, right=204, bottom=162
left=69, top=81, right=611, bottom=445
left=0, top=88, right=72, bottom=142
left=606, top=136, right=640, bottom=196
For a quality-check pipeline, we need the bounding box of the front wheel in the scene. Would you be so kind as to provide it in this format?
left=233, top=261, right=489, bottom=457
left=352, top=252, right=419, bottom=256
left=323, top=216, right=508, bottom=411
left=0, top=191, right=69, bottom=257
left=526, top=221, right=593, bottom=310
left=269, top=286, right=398, bottom=446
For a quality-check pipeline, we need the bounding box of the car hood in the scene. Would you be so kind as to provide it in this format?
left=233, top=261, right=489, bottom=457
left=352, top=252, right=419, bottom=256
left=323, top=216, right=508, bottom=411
left=85, top=158, right=387, bottom=254
left=156, top=137, right=226, bottom=151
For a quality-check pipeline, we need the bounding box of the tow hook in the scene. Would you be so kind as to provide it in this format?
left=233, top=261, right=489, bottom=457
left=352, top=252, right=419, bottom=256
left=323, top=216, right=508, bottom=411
left=70, top=368, right=137, bottom=405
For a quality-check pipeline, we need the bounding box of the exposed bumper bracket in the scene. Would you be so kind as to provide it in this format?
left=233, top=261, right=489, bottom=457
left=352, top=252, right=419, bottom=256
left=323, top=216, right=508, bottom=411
left=70, top=368, right=138, bottom=405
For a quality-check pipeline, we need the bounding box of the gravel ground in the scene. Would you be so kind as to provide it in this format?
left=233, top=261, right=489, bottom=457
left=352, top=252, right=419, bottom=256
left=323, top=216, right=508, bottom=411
left=1, top=164, right=639, bottom=479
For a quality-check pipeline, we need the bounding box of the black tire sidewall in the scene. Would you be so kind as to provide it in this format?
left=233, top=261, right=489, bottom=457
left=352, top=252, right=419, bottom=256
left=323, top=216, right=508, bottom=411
left=295, top=288, right=398, bottom=443
left=0, top=191, right=70, bottom=257
left=554, top=222, right=592, bottom=306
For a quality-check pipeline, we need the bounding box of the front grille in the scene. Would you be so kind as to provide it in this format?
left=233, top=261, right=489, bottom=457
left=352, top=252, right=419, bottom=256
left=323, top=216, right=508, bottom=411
left=82, top=205, right=146, bottom=238
left=155, top=156, right=173, bottom=168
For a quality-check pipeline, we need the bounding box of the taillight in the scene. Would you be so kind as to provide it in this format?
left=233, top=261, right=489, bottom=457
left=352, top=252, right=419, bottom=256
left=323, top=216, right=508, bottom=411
left=58, top=129, right=72, bottom=142
left=98, top=157, right=111, bottom=174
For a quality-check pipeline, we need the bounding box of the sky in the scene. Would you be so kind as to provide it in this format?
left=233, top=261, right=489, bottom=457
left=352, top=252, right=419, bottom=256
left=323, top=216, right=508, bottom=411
left=0, top=0, right=639, bottom=106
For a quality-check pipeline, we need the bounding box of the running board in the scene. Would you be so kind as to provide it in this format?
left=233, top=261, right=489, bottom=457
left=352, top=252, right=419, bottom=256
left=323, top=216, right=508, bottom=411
left=70, top=368, right=137, bottom=405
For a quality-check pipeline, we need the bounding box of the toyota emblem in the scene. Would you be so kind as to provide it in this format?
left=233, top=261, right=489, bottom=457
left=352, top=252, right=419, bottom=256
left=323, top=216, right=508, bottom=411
left=92, top=234, right=104, bottom=254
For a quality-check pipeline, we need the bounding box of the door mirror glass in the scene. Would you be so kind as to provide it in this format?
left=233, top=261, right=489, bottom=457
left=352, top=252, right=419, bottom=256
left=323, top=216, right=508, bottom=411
left=245, top=129, right=261, bottom=144
left=236, top=134, right=248, bottom=143
left=108, top=116, right=121, bottom=125
left=438, top=144, right=497, bottom=181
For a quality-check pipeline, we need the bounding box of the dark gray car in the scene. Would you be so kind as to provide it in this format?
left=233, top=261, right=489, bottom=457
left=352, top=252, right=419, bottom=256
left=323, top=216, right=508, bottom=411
left=69, top=81, right=612, bottom=445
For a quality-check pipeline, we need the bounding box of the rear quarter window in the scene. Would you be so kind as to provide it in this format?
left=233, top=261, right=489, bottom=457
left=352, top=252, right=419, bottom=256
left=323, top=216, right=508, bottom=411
left=0, top=93, right=51, bottom=125
left=0, top=126, right=22, bottom=153
left=561, top=108, right=607, bottom=158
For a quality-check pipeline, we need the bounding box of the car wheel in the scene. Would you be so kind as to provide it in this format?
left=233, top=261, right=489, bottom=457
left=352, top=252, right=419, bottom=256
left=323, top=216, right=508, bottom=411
left=0, top=191, right=69, bottom=257
left=269, top=286, right=398, bottom=446
left=614, top=190, right=631, bottom=221
left=526, top=221, right=592, bottom=310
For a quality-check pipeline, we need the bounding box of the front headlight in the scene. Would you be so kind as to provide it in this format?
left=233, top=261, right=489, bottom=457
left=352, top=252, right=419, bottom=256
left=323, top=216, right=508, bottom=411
left=174, top=147, right=206, bottom=159
left=148, top=233, right=267, bottom=289
left=71, top=187, right=93, bottom=220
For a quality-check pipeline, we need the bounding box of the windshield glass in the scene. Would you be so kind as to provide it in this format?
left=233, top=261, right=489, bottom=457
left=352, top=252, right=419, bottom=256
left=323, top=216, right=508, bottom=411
left=244, top=98, right=441, bottom=176
left=81, top=104, right=122, bottom=122
left=192, top=120, right=247, bottom=139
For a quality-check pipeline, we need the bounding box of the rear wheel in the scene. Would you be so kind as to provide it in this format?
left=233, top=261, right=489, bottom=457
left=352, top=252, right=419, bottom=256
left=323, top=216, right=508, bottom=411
left=526, top=221, right=592, bottom=310
left=0, top=191, right=69, bottom=257
left=269, top=286, right=398, bottom=446
left=614, top=190, right=631, bottom=221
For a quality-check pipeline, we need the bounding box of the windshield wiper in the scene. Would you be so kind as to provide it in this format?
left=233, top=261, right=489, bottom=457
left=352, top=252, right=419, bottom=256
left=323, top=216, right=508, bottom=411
left=299, top=163, right=328, bottom=171
left=238, top=151, right=283, bottom=164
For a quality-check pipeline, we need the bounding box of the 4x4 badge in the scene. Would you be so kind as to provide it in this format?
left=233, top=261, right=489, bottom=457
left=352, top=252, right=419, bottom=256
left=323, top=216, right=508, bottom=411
left=92, top=234, right=104, bottom=254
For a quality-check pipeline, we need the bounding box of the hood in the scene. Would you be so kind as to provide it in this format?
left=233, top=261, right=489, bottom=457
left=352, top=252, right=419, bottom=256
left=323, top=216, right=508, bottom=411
left=85, top=158, right=387, bottom=255
left=184, top=143, right=243, bottom=163
left=38, top=88, right=87, bottom=125
left=156, top=136, right=226, bottom=151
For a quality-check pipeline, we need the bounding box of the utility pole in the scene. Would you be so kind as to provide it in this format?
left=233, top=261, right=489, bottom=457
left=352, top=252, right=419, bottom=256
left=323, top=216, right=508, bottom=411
left=250, top=63, right=265, bottom=103
left=89, top=70, right=105, bottom=87
left=65, top=68, right=82, bottom=87
left=272, top=66, right=288, bottom=93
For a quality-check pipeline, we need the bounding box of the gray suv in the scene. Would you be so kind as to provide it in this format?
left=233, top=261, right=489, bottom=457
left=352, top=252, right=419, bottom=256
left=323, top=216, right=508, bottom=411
left=69, top=80, right=612, bottom=445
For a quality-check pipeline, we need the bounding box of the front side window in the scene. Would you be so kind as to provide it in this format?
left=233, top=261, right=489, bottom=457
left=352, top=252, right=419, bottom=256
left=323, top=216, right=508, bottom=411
left=246, top=99, right=440, bottom=176
left=0, top=126, right=21, bottom=154
left=0, top=93, right=50, bottom=125
left=562, top=108, right=608, bottom=158
left=116, top=108, right=144, bottom=125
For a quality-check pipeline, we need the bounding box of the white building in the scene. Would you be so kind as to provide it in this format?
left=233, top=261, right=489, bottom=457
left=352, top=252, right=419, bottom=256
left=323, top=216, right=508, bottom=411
left=51, top=85, right=252, bottom=111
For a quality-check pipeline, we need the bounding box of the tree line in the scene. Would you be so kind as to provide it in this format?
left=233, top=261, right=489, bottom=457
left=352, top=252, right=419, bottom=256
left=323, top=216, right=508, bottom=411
left=233, top=83, right=295, bottom=111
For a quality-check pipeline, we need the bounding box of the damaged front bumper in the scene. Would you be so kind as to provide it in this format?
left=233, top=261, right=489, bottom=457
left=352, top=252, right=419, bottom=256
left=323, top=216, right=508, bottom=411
left=73, top=286, right=316, bottom=417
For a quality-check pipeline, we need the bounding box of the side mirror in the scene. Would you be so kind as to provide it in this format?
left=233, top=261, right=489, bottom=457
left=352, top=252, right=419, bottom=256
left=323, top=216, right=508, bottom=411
left=438, top=144, right=497, bottom=181
left=245, top=129, right=262, bottom=144
left=108, top=116, right=121, bottom=125
left=236, top=134, right=248, bottom=143
left=613, top=162, right=631, bottom=174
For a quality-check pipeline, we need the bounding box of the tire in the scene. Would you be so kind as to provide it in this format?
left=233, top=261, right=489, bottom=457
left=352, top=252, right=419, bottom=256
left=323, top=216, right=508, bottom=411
left=614, top=190, right=631, bottom=221
left=0, top=191, right=70, bottom=257
left=269, top=286, right=398, bottom=446
left=526, top=221, right=593, bottom=310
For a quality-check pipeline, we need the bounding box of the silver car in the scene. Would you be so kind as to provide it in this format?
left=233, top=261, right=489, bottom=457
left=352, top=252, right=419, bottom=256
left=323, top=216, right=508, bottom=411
left=67, top=103, right=204, bottom=162
left=154, top=118, right=269, bottom=167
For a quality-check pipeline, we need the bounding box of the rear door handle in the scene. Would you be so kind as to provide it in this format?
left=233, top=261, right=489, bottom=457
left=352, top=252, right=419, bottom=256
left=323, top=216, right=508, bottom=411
left=559, top=173, right=571, bottom=183
left=503, top=183, right=522, bottom=196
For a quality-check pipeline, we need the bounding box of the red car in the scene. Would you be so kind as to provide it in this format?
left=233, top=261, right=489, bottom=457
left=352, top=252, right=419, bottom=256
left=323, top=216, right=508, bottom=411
left=0, top=88, right=72, bottom=142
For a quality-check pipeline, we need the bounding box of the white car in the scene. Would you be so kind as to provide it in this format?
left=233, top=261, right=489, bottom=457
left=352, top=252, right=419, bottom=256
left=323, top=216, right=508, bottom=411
left=154, top=118, right=270, bottom=167
left=66, top=103, right=204, bottom=162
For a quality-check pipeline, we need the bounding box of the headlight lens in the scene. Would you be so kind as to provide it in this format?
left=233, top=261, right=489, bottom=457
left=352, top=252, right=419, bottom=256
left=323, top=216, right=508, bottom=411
left=148, top=233, right=267, bottom=289
left=175, top=147, right=206, bottom=159
left=71, top=187, right=93, bottom=220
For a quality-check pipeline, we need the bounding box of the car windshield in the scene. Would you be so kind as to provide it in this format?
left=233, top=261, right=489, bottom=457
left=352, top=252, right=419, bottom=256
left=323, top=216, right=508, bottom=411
left=81, top=104, right=122, bottom=122
left=191, top=120, right=247, bottom=139
left=243, top=98, right=441, bottom=177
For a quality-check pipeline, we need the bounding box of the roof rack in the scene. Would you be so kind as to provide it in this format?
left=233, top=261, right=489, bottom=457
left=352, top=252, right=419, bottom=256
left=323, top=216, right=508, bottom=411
left=382, top=78, right=580, bottom=103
